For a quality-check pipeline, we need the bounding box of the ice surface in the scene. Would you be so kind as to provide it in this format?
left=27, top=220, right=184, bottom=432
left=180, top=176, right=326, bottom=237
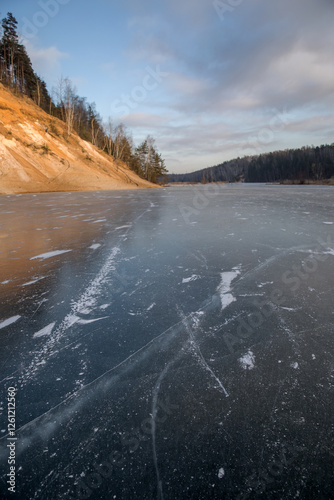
left=0, top=185, right=333, bottom=499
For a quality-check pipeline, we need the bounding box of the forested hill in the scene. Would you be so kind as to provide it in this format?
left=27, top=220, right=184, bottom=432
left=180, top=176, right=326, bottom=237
left=168, top=144, right=334, bottom=184
left=0, top=12, right=167, bottom=186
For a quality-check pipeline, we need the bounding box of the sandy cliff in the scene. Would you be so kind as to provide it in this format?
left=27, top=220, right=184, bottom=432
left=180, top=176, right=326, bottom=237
left=0, top=84, right=156, bottom=194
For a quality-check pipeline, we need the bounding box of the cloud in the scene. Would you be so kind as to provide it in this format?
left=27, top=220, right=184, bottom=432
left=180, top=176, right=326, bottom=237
left=121, top=112, right=168, bottom=128
left=166, top=72, right=211, bottom=96
left=125, top=35, right=174, bottom=64
left=285, top=113, right=334, bottom=135
left=25, top=42, right=68, bottom=79
left=88, top=0, right=334, bottom=173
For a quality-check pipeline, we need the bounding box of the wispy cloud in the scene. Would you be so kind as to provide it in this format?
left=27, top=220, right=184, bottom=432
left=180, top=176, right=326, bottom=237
left=25, top=42, right=69, bottom=79
left=121, top=112, right=168, bottom=128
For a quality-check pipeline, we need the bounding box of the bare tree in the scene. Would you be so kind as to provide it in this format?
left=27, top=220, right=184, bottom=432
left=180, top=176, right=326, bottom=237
left=113, top=124, right=127, bottom=160
left=91, top=115, right=99, bottom=146
left=63, top=78, right=75, bottom=136
left=104, top=117, right=113, bottom=156
left=35, top=77, right=41, bottom=107
left=54, top=76, right=76, bottom=136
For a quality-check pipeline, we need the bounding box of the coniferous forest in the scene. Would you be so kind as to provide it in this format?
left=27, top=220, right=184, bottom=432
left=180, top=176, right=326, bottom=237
left=0, top=12, right=168, bottom=184
left=168, top=144, right=334, bottom=184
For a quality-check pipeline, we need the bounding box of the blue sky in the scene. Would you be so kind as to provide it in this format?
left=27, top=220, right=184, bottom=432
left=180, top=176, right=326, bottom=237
left=1, top=0, right=333, bottom=173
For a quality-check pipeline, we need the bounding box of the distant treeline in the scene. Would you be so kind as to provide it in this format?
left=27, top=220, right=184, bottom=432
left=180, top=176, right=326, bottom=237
left=0, top=13, right=167, bottom=183
left=168, top=144, right=334, bottom=184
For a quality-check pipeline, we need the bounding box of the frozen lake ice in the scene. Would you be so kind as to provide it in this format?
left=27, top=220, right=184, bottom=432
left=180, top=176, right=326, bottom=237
left=0, top=184, right=333, bottom=498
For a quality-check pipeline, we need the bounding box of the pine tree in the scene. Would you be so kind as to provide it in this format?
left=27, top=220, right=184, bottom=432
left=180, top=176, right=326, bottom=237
left=135, top=136, right=167, bottom=183
left=1, top=13, right=19, bottom=86
left=0, top=12, right=42, bottom=100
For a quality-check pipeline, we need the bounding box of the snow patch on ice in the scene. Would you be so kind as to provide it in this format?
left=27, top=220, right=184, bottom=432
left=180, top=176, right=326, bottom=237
left=323, top=221, right=333, bottom=225
left=147, top=303, right=156, bottom=311
left=115, top=225, right=132, bottom=230
left=322, top=249, right=334, bottom=256
left=218, top=468, right=225, bottom=479
left=33, top=322, right=56, bottom=338
left=182, top=274, right=200, bottom=284
left=217, top=267, right=240, bottom=310
left=258, top=281, right=274, bottom=288
left=291, top=361, right=299, bottom=369
left=59, top=314, right=109, bottom=329
left=30, top=250, right=72, bottom=260
left=22, top=276, right=45, bottom=287
left=78, top=308, right=92, bottom=315
left=89, top=244, right=101, bottom=250
left=239, top=351, right=255, bottom=370
left=190, top=311, right=205, bottom=327
left=0, top=315, right=21, bottom=330
left=68, top=247, right=120, bottom=316
left=100, top=304, right=110, bottom=310
left=77, top=316, right=109, bottom=325
left=64, top=314, right=81, bottom=328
